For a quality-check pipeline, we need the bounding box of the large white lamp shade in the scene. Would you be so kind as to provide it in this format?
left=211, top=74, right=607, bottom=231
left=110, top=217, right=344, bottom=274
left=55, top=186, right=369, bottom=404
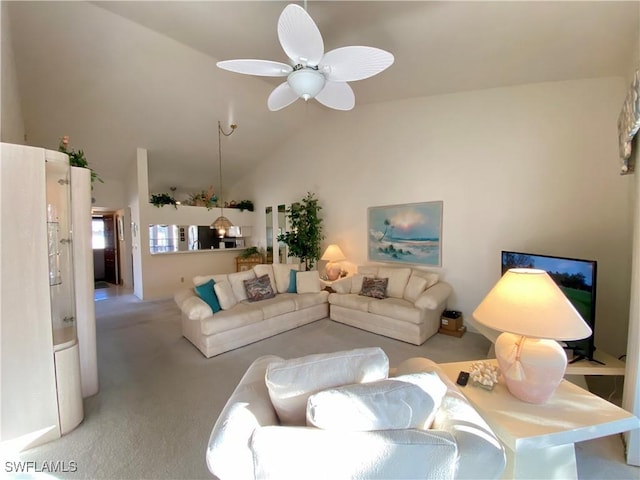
left=321, top=244, right=346, bottom=281
left=473, top=268, right=591, bottom=403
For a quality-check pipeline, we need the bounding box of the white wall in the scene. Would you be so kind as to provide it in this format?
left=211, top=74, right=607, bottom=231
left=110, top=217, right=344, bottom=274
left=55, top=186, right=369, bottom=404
left=0, top=3, right=25, bottom=144
left=241, top=77, right=633, bottom=358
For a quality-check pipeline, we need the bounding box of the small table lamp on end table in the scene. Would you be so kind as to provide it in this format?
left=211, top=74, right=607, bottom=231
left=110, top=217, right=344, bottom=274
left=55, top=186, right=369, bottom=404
left=321, top=244, right=346, bottom=281
left=473, top=268, right=592, bottom=404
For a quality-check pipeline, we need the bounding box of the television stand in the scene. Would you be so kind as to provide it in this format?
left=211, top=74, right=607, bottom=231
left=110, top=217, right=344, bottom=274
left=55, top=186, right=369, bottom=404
left=565, top=350, right=625, bottom=376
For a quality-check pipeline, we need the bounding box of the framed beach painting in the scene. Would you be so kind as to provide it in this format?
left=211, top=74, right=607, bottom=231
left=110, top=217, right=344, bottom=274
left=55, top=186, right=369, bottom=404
left=368, top=201, right=443, bottom=267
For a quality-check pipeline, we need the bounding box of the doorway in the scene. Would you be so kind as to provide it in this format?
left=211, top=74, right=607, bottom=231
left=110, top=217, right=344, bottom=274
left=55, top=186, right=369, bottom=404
left=92, top=213, right=120, bottom=286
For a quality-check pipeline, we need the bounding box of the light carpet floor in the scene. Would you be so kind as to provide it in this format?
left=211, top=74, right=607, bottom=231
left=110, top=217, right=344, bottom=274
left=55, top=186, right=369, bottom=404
left=12, top=292, right=640, bottom=479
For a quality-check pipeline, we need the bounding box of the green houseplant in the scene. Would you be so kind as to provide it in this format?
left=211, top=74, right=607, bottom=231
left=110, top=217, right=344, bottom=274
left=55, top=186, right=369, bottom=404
left=150, top=193, right=177, bottom=209
left=58, top=135, right=103, bottom=185
left=277, top=192, right=324, bottom=270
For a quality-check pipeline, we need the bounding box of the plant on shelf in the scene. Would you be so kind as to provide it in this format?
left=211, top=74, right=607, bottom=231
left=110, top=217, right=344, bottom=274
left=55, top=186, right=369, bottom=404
left=277, top=192, right=324, bottom=271
left=150, top=193, right=177, bottom=209
left=235, top=200, right=254, bottom=212
left=186, top=186, right=217, bottom=209
left=58, top=135, right=103, bottom=185
left=240, top=246, right=262, bottom=259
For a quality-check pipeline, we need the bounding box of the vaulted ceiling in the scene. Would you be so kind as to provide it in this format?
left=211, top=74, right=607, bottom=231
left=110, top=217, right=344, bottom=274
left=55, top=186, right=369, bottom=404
left=6, top=1, right=639, bottom=199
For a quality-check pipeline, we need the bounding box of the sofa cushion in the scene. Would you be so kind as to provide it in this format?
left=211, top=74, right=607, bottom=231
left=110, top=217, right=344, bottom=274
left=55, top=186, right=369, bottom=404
left=273, top=264, right=300, bottom=293
left=292, top=291, right=330, bottom=310
left=251, top=427, right=458, bottom=480
left=369, top=297, right=423, bottom=325
left=296, top=271, right=321, bottom=293
left=410, top=269, right=440, bottom=290
left=328, top=293, right=372, bottom=312
left=213, top=280, right=238, bottom=310
left=244, top=274, right=276, bottom=302
left=252, top=296, right=296, bottom=319
left=228, top=270, right=257, bottom=302
left=200, top=303, right=264, bottom=335
left=194, top=279, right=221, bottom=313
left=377, top=267, right=411, bottom=299
left=350, top=273, right=365, bottom=294
left=306, top=372, right=447, bottom=431
left=253, top=264, right=276, bottom=292
left=357, top=266, right=378, bottom=277
left=330, top=276, right=351, bottom=294
left=265, top=347, right=389, bottom=425
left=193, top=273, right=228, bottom=286
left=403, top=275, right=430, bottom=303
left=359, top=277, right=388, bottom=299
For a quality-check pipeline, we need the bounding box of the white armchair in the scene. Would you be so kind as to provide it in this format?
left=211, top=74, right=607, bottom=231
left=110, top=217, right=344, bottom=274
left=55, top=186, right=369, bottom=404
left=206, top=349, right=505, bottom=480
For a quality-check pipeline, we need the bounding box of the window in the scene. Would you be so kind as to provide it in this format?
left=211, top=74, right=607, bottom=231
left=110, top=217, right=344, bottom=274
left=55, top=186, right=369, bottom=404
left=92, top=217, right=105, bottom=249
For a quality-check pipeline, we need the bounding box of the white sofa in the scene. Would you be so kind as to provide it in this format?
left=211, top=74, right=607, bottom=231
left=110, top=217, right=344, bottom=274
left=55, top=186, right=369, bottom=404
left=174, top=264, right=329, bottom=358
left=328, top=265, right=453, bottom=345
left=207, top=348, right=506, bottom=480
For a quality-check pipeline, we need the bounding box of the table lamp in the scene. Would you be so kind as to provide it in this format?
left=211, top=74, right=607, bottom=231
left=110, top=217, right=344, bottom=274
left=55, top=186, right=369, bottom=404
left=321, top=244, right=346, bottom=281
left=472, top=268, right=592, bottom=404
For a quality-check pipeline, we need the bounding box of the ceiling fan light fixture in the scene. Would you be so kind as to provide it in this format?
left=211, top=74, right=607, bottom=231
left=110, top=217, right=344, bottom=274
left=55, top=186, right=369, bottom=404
left=287, top=68, right=326, bottom=100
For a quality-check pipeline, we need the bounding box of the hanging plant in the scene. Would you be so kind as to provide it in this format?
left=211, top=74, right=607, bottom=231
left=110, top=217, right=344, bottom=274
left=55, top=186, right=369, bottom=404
left=58, top=135, right=103, bottom=185
left=277, top=192, right=324, bottom=270
left=150, top=193, right=177, bottom=209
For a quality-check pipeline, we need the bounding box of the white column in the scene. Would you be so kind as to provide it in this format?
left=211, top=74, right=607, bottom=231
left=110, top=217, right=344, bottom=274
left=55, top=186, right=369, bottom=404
left=71, top=166, right=98, bottom=397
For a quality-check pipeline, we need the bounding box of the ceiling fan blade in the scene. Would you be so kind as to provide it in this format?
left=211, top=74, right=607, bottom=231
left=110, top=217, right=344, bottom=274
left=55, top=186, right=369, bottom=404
left=315, top=81, right=355, bottom=111
left=278, top=4, right=324, bottom=67
left=321, top=47, right=394, bottom=82
left=217, top=59, right=292, bottom=77
left=268, top=82, right=300, bottom=111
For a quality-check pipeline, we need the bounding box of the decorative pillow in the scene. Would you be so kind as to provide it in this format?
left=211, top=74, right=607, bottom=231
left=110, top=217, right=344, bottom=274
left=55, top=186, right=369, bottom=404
left=265, top=347, right=389, bottom=425
left=244, top=274, right=276, bottom=302
left=359, top=276, right=388, bottom=299
left=228, top=270, right=257, bottom=302
left=377, top=267, right=411, bottom=299
left=194, top=279, right=221, bottom=313
left=403, top=275, right=430, bottom=303
left=331, top=276, right=352, bottom=294
left=349, top=273, right=364, bottom=294
left=273, top=264, right=300, bottom=293
left=213, top=280, right=238, bottom=310
left=253, top=264, right=276, bottom=292
left=287, top=269, right=297, bottom=293
left=306, top=372, right=447, bottom=431
left=296, top=271, right=321, bottom=293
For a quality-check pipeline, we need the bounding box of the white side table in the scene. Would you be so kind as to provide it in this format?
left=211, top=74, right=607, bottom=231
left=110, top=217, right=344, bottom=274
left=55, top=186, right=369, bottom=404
left=438, top=359, right=639, bottom=480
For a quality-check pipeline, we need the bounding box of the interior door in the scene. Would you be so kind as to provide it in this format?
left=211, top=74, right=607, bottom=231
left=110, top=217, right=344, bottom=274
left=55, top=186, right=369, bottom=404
left=103, top=215, right=118, bottom=284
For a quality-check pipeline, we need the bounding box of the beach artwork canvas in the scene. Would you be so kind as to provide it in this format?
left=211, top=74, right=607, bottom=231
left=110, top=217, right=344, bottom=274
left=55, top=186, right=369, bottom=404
left=368, top=201, right=443, bottom=266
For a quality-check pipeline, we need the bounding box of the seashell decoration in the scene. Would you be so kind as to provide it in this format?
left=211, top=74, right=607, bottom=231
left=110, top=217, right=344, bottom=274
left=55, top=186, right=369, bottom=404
left=469, top=361, right=499, bottom=390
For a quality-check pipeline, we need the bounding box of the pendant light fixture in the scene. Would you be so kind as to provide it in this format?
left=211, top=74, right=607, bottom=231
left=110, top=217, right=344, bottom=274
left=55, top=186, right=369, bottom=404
left=211, top=121, right=237, bottom=237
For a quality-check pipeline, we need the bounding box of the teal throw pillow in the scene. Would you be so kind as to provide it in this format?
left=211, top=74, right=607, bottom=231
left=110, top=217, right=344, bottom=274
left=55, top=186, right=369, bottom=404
left=195, top=279, right=221, bottom=313
left=287, top=269, right=297, bottom=293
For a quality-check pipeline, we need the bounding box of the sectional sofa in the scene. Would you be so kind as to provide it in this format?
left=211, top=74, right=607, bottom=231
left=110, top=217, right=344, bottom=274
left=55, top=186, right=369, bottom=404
left=174, top=263, right=452, bottom=357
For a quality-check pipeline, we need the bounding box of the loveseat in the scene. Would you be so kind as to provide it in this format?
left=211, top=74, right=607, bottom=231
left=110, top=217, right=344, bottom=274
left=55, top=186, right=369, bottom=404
left=328, top=265, right=453, bottom=345
left=174, top=264, right=329, bottom=358
left=207, top=348, right=506, bottom=479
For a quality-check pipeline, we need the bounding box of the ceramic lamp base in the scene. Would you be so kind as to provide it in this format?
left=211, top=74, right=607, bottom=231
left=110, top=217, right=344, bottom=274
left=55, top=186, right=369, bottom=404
left=325, top=262, right=341, bottom=281
left=495, top=332, right=567, bottom=404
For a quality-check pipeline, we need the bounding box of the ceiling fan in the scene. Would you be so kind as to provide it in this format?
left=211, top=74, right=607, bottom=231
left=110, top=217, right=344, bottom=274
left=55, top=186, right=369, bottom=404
left=217, top=3, right=394, bottom=111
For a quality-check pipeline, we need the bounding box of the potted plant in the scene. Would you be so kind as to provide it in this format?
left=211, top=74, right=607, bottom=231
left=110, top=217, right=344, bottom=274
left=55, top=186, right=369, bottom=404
left=150, top=193, right=177, bottom=208
left=58, top=135, right=103, bottom=185
left=186, top=186, right=217, bottom=209
left=277, top=192, right=324, bottom=270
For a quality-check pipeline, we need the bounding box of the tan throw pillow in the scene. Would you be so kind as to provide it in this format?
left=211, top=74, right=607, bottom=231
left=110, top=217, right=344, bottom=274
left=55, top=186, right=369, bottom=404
left=228, top=270, right=256, bottom=302
left=359, top=276, right=388, bottom=299
left=350, top=274, right=364, bottom=294
left=213, top=280, right=238, bottom=310
left=377, top=267, right=411, bottom=299
left=244, top=274, right=276, bottom=302
left=265, top=347, right=389, bottom=425
left=273, top=264, right=300, bottom=293
left=403, top=275, right=430, bottom=303
left=296, top=271, right=321, bottom=293
left=306, top=372, right=447, bottom=431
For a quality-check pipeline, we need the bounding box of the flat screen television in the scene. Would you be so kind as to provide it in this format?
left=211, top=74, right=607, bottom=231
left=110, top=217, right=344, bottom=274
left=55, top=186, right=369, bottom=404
left=501, top=251, right=598, bottom=363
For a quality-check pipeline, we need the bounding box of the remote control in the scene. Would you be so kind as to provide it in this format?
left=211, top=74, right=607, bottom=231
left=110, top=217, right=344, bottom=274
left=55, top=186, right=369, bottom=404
left=456, top=371, right=470, bottom=386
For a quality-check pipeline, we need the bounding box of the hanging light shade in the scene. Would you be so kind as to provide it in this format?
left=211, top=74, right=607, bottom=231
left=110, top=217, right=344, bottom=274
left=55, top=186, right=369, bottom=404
left=287, top=68, right=326, bottom=100
left=211, top=121, right=237, bottom=239
left=211, top=216, right=233, bottom=238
